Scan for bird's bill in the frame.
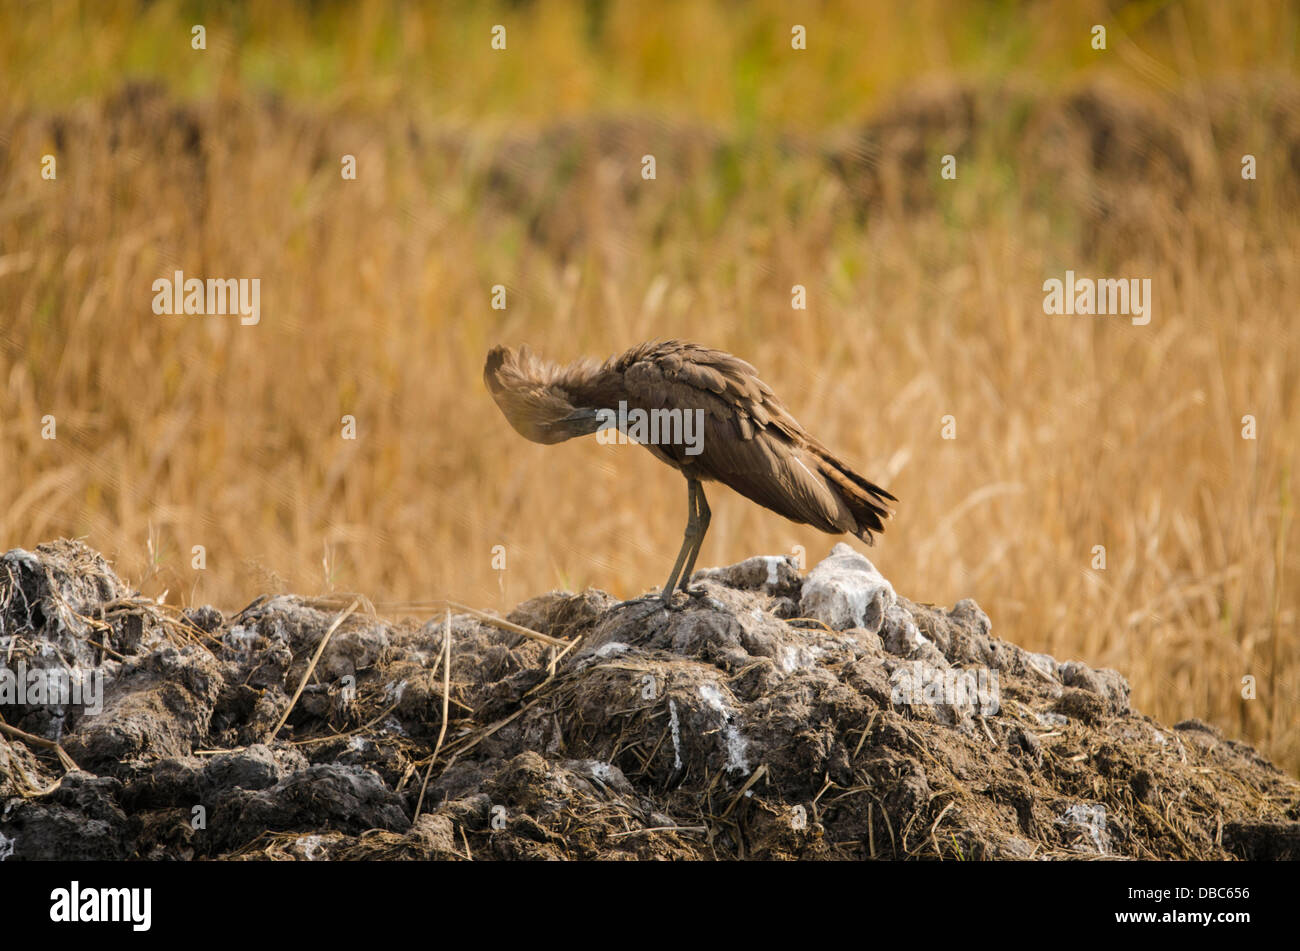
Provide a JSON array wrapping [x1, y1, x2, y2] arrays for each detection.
[[559, 407, 606, 437]]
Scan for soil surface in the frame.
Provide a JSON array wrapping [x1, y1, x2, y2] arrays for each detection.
[[1, 539, 1297, 860]]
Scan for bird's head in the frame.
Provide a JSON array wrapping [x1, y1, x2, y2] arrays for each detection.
[[484, 344, 604, 445]]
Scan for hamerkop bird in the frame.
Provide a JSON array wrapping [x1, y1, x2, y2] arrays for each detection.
[[484, 340, 896, 604]]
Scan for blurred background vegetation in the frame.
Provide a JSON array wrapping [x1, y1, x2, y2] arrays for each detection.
[[2, 0, 1295, 120], [1, 0, 1297, 772]]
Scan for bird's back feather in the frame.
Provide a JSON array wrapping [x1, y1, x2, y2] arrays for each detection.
[[567, 340, 896, 542]]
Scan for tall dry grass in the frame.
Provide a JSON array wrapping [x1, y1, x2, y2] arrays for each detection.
[[0, 1, 1297, 772]]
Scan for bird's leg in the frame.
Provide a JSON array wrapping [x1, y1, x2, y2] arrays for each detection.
[[678, 482, 710, 594], [659, 478, 701, 604]]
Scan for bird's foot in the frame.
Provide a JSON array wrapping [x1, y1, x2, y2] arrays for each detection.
[[615, 593, 671, 621], [659, 586, 713, 609], [658, 589, 693, 610], [616, 586, 705, 619]]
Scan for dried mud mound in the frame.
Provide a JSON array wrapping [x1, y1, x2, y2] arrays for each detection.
[[2, 540, 1297, 861]]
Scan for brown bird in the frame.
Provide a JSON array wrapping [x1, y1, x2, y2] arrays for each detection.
[[484, 340, 896, 604]]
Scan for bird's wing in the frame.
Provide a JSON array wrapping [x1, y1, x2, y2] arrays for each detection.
[[623, 342, 804, 436], [619, 343, 860, 534]]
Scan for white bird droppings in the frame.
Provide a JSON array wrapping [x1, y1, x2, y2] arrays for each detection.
[[668, 699, 683, 770], [698, 683, 750, 774]]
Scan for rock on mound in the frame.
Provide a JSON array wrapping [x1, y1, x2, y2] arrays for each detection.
[[1, 540, 1297, 860]]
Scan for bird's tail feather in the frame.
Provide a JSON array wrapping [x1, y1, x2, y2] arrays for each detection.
[[808, 447, 895, 544]]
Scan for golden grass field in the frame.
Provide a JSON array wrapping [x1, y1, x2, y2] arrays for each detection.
[[1, 1, 1297, 773]]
